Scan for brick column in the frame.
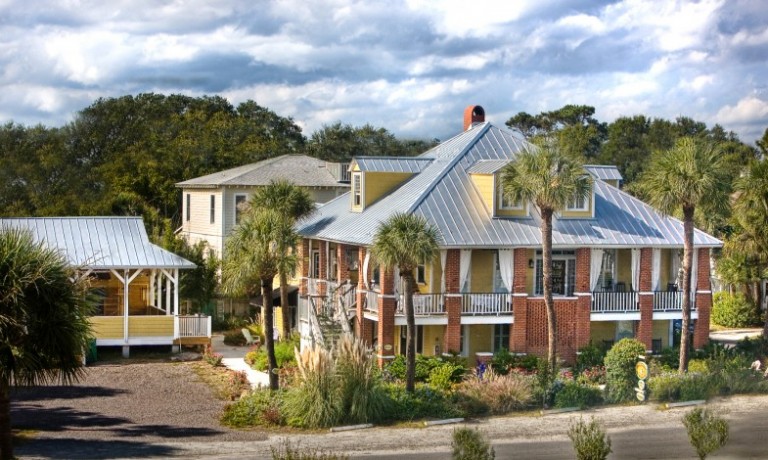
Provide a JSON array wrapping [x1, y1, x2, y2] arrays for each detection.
[[575, 248, 592, 351], [694, 248, 711, 349], [444, 249, 462, 354], [510, 248, 529, 353], [637, 248, 654, 352], [355, 247, 371, 343], [377, 266, 396, 367], [337, 244, 350, 284], [298, 239, 309, 296], [318, 241, 328, 296]]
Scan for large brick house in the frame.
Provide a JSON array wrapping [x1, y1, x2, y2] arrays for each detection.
[[295, 106, 721, 365]]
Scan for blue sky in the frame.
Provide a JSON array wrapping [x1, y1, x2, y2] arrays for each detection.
[[1, 0, 766, 144]]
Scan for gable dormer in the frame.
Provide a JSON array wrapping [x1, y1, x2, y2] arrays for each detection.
[[349, 157, 432, 212], [468, 160, 528, 218]]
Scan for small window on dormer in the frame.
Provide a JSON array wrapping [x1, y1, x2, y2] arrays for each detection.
[[567, 192, 588, 211], [352, 172, 362, 207], [497, 183, 523, 210], [416, 257, 426, 284]]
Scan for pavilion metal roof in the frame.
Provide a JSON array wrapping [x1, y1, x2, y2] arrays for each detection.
[[586, 165, 624, 181], [298, 122, 722, 249], [0, 217, 196, 269], [352, 156, 433, 173]]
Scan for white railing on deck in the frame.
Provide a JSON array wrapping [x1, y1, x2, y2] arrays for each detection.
[[396, 293, 445, 315], [653, 291, 696, 311], [363, 290, 379, 312], [174, 315, 211, 338], [461, 293, 512, 315], [307, 278, 320, 296], [591, 291, 639, 313]]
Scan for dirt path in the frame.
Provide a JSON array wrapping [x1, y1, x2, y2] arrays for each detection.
[[12, 361, 768, 459]]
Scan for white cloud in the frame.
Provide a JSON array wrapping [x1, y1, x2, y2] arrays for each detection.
[[716, 96, 768, 124]]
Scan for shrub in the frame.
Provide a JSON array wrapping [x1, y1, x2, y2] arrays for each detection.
[[648, 372, 714, 402], [203, 345, 223, 367], [221, 389, 284, 427], [456, 368, 533, 415], [712, 292, 760, 328], [251, 334, 300, 371], [335, 335, 387, 424], [688, 359, 709, 374], [604, 338, 647, 403], [575, 342, 606, 374], [533, 358, 558, 408], [283, 345, 339, 428], [682, 408, 729, 460], [381, 384, 462, 421], [554, 381, 603, 409], [568, 417, 612, 460], [452, 428, 495, 460], [270, 440, 349, 460], [385, 354, 466, 384], [577, 366, 606, 386], [428, 363, 463, 391], [223, 329, 247, 346], [490, 348, 514, 375], [734, 336, 768, 361]]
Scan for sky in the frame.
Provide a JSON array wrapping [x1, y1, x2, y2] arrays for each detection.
[[1, 0, 767, 145]]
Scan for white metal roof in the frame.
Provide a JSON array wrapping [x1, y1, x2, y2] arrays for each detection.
[[586, 165, 623, 181], [352, 156, 433, 173], [0, 217, 196, 269], [298, 122, 722, 249]]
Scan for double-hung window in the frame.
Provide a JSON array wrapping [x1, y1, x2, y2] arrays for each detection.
[[209, 195, 216, 224], [234, 194, 247, 225], [493, 324, 511, 352], [185, 194, 190, 222], [567, 192, 588, 211], [416, 257, 427, 284], [497, 182, 523, 210], [352, 172, 362, 207]]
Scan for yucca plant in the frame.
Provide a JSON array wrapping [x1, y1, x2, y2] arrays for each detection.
[[283, 345, 339, 428], [335, 335, 386, 424]]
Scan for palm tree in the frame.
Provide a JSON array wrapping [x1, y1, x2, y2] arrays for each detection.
[[249, 179, 315, 339], [221, 208, 298, 390], [371, 213, 440, 393], [0, 229, 93, 460], [638, 137, 729, 372], [501, 138, 591, 371], [730, 158, 768, 337]]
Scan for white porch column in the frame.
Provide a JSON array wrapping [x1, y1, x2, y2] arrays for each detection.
[[173, 269, 179, 316]]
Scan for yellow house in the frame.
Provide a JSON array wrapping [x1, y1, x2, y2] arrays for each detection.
[[0, 217, 208, 357]]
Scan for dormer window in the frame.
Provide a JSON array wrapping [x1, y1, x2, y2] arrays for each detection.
[[352, 172, 362, 207], [567, 192, 588, 211], [497, 183, 523, 210]]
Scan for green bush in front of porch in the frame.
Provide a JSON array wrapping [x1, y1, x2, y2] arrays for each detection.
[[711, 292, 761, 328]]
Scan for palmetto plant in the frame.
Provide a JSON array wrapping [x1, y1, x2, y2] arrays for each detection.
[[222, 208, 298, 389], [0, 228, 93, 460], [372, 213, 440, 393], [501, 138, 590, 370], [638, 137, 730, 372]]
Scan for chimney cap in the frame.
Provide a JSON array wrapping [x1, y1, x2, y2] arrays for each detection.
[[463, 105, 485, 131]]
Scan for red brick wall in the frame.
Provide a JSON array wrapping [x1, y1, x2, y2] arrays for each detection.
[[355, 246, 366, 340], [575, 248, 592, 351], [298, 239, 309, 295], [637, 248, 654, 351], [337, 244, 349, 283], [510, 248, 528, 352], [318, 241, 327, 296], [525, 298, 581, 363], [444, 249, 462, 353], [694, 247, 712, 349], [377, 266, 396, 367]]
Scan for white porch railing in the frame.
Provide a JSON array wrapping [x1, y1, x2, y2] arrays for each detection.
[[653, 291, 696, 311], [396, 293, 445, 315], [363, 290, 379, 312], [174, 315, 211, 338], [461, 293, 512, 315], [591, 291, 639, 313], [307, 278, 321, 296]]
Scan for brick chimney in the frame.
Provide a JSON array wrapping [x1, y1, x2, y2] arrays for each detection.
[[463, 105, 485, 131]]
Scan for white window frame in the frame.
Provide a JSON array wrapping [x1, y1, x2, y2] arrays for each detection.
[[534, 250, 577, 297], [566, 192, 589, 211], [496, 180, 524, 210], [352, 172, 363, 207], [234, 194, 248, 225], [416, 257, 427, 284], [311, 250, 320, 279]]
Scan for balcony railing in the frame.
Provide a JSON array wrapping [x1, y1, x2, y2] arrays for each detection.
[[591, 291, 639, 313], [396, 293, 445, 315], [174, 315, 211, 338], [462, 293, 512, 316], [363, 290, 378, 312], [653, 291, 696, 311]]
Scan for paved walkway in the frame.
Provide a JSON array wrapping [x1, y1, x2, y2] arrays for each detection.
[[709, 327, 763, 345], [210, 334, 270, 388]]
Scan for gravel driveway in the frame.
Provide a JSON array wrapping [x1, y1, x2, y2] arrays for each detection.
[[12, 361, 270, 459]]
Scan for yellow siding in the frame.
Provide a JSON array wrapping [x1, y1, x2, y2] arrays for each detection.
[[274, 306, 284, 335], [128, 316, 174, 337], [653, 320, 670, 348], [525, 249, 536, 294], [470, 173, 494, 213], [423, 325, 444, 356], [604, 179, 620, 188], [590, 322, 615, 344], [90, 317, 124, 339], [364, 172, 413, 206], [616, 249, 631, 288], [416, 256, 438, 294], [660, 249, 670, 287], [470, 250, 495, 292], [467, 324, 494, 356]]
